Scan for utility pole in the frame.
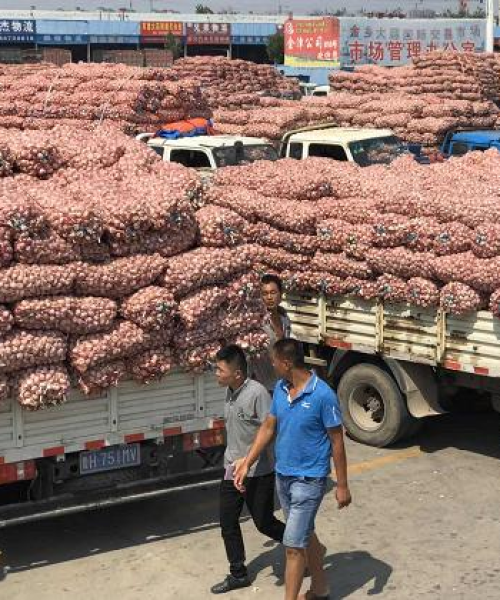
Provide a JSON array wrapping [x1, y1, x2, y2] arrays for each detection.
[[486, 0, 495, 53]]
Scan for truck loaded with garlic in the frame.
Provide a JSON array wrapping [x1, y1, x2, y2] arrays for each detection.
[[199, 153, 500, 449], [0, 125, 270, 524], [3, 52, 500, 522]]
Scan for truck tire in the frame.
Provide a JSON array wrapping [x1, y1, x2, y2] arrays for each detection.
[[337, 364, 412, 447]]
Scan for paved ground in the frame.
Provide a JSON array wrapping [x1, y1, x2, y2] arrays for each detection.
[[1, 409, 500, 600]]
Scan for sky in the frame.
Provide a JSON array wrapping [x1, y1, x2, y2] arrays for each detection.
[[0, 1, 491, 15]]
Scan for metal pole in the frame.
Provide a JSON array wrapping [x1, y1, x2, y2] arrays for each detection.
[[486, 0, 495, 53]]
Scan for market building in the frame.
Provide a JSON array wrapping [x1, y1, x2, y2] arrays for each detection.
[[0, 10, 491, 84]]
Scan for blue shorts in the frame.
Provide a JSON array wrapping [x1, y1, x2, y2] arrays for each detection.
[[276, 474, 327, 549]]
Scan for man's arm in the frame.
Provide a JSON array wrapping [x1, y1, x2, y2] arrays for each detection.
[[328, 426, 352, 509], [233, 414, 276, 491]]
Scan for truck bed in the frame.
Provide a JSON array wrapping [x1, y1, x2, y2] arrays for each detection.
[[283, 292, 500, 378], [0, 370, 224, 465]]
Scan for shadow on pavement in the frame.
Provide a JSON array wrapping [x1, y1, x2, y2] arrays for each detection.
[[394, 410, 500, 461], [324, 551, 392, 598], [247, 540, 284, 587], [0, 481, 224, 575], [246, 547, 393, 599]]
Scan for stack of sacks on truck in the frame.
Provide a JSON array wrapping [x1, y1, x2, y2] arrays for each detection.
[[0, 62, 210, 135], [304, 92, 497, 153], [320, 51, 500, 152], [330, 51, 500, 102], [170, 56, 300, 107], [199, 157, 362, 294], [213, 51, 500, 147], [200, 151, 500, 320], [214, 96, 337, 141], [0, 125, 268, 411], [170, 57, 333, 141]]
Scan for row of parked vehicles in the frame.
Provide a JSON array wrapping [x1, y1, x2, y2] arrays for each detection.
[[138, 123, 500, 172]]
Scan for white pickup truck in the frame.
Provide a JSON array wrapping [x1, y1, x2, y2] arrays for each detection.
[[299, 83, 330, 97], [137, 133, 279, 170], [284, 291, 500, 447], [0, 370, 225, 527], [280, 125, 427, 166]]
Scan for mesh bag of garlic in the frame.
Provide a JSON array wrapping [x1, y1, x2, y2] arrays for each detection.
[[173, 269, 269, 372]]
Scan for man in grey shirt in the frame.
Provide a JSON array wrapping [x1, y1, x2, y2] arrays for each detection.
[[211, 345, 285, 595], [252, 274, 292, 393]]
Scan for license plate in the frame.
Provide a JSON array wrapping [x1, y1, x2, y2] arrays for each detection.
[[79, 444, 141, 476]]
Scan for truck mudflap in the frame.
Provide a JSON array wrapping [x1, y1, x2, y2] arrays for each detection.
[[0, 466, 223, 529]]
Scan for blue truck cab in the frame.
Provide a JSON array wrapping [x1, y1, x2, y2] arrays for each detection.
[[441, 130, 500, 157]]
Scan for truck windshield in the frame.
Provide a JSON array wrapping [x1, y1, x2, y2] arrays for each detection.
[[349, 136, 407, 167], [212, 144, 278, 167]]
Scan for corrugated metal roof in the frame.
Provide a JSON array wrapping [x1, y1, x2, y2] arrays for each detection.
[[0, 10, 288, 24]]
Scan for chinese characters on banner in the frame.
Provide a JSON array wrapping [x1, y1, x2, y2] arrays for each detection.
[[140, 21, 182, 44], [140, 21, 183, 37], [341, 18, 485, 66], [0, 19, 35, 43], [185, 23, 231, 45], [284, 18, 340, 67]]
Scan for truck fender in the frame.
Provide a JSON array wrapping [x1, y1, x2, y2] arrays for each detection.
[[327, 348, 349, 381], [384, 359, 445, 418]]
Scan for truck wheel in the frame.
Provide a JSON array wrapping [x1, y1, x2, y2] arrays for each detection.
[[337, 364, 412, 447]]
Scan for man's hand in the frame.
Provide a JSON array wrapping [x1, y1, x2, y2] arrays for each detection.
[[231, 458, 245, 474], [336, 485, 352, 509], [233, 459, 249, 493]]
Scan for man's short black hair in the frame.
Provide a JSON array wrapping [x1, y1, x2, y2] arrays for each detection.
[[273, 338, 305, 368], [261, 273, 283, 293], [215, 344, 248, 377]]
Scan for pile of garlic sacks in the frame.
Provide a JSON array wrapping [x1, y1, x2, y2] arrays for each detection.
[[214, 52, 500, 149], [330, 51, 500, 102], [0, 62, 210, 134], [171, 56, 300, 107], [322, 51, 500, 152], [201, 151, 500, 321], [0, 125, 269, 411]]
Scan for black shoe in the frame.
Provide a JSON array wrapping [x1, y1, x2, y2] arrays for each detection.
[[211, 574, 251, 594]]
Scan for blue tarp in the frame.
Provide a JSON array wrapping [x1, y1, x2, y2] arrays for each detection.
[[156, 119, 214, 140]]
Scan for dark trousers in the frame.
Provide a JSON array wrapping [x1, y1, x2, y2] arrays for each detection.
[[220, 472, 286, 578]]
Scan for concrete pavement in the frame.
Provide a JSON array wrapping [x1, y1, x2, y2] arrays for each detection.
[[1, 410, 500, 600]]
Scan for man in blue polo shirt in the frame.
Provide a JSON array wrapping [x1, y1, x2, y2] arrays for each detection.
[[234, 338, 351, 600]]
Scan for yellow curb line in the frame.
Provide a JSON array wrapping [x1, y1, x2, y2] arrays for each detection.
[[348, 447, 423, 476]]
